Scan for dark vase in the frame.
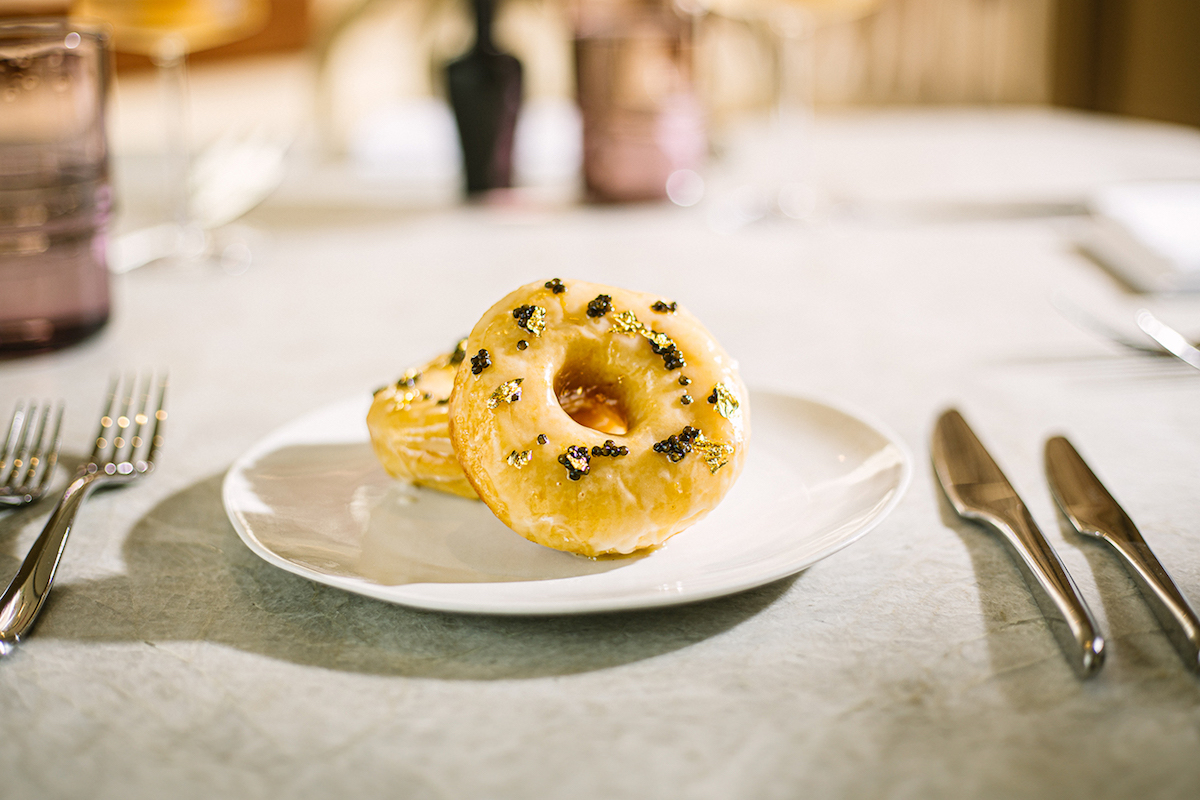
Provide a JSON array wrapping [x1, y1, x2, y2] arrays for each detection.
[[446, 0, 523, 195]]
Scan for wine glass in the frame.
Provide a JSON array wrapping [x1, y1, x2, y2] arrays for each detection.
[[71, 0, 269, 269], [697, 0, 882, 226]]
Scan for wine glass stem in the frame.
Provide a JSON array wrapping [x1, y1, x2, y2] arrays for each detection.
[[151, 46, 191, 231], [777, 24, 814, 119]]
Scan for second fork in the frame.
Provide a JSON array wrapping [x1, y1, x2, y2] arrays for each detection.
[[0, 374, 166, 654]]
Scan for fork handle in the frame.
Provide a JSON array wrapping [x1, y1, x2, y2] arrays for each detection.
[[0, 472, 99, 652]]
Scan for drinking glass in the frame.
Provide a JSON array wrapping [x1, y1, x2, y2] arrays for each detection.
[[700, 0, 881, 227], [0, 18, 112, 355], [574, 0, 706, 203]]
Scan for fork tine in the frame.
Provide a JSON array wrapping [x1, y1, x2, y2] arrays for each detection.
[[3, 401, 35, 492], [142, 373, 167, 467], [129, 374, 152, 460], [0, 401, 26, 482], [26, 403, 64, 496], [90, 375, 120, 464], [13, 402, 51, 492], [110, 373, 138, 465]]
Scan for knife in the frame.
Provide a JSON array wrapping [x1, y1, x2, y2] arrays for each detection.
[[932, 409, 1105, 678], [1045, 436, 1200, 672], [1136, 310, 1200, 371]]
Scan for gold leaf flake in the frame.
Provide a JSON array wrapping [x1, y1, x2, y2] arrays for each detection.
[[614, 310, 680, 349], [506, 449, 532, 469], [692, 434, 734, 474], [562, 447, 589, 472], [709, 382, 741, 425], [387, 389, 419, 409], [644, 328, 675, 350], [487, 378, 524, 410], [514, 305, 547, 337], [610, 309, 643, 336]]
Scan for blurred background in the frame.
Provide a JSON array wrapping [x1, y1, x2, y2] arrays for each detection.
[[8, 0, 1200, 231], [95, 0, 1200, 121]]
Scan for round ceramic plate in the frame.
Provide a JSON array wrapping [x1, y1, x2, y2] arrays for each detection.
[[222, 390, 911, 615]]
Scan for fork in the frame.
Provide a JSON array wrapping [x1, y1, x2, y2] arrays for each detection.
[[0, 374, 166, 654], [0, 401, 64, 509]]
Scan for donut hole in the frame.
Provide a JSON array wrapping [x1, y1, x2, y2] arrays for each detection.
[[554, 355, 632, 435], [557, 384, 628, 435]]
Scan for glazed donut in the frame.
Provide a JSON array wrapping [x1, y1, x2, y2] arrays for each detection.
[[449, 279, 749, 556], [367, 343, 479, 499]]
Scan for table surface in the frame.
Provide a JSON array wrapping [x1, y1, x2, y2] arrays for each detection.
[[4, 91, 1200, 798]]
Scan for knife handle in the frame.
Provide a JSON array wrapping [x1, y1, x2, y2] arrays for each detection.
[[990, 504, 1106, 678], [1043, 435, 1200, 672], [1105, 523, 1200, 672]]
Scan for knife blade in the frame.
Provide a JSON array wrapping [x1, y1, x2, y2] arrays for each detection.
[[1136, 310, 1200, 371], [1045, 436, 1200, 672], [932, 409, 1105, 678]]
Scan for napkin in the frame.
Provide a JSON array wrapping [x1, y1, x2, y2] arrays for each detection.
[[1081, 181, 1200, 293]]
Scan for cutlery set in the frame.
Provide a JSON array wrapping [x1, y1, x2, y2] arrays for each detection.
[[933, 409, 1200, 677], [0, 375, 166, 656]]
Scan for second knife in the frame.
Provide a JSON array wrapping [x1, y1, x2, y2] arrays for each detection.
[[932, 409, 1105, 678], [1045, 435, 1200, 672]]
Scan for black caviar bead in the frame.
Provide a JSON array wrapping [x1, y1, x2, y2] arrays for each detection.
[[590, 439, 628, 458], [517, 339, 528, 351], [654, 425, 704, 463], [537, 434, 547, 445], [586, 295, 612, 318], [470, 349, 491, 375], [650, 300, 677, 313], [708, 390, 718, 404], [681, 395, 693, 405], [679, 376, 691, 386], [544, 278, 566, 294], [648, 338, 685, 370]]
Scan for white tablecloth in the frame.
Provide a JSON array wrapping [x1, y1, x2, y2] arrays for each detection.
[[3, 102, 1200, 799]]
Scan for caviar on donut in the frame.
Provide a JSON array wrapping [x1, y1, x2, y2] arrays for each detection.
[[367, 343, 479, 499], [448, 279, 749, 556]]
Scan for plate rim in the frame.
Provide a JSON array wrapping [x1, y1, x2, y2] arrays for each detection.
[[221, 389, 912, 615]]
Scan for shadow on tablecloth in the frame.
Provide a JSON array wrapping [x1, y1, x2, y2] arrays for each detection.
[[16, 472, 792, 679], [931, 459, 1200, 705]]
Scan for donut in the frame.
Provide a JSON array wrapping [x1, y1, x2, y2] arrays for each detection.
[[367, 342, 479, 499], [448, 279, 749, 556]]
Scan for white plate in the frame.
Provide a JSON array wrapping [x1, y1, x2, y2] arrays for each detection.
[[222, 391, 911, 615]]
